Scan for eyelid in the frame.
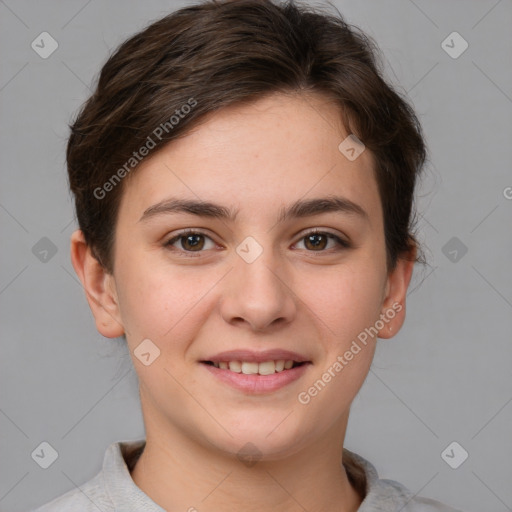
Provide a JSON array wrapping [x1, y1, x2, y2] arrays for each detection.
[[167, 227, 214, 239]]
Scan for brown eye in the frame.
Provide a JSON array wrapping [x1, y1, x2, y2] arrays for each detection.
[[165, 230, 216, 254], [304, 233, 328, 250], [180, 233, 205, 251], [296, 231, 350, 252]]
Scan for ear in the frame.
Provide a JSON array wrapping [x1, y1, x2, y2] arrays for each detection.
[[377, 245, 416, 339], [70, 229, 124, 338]]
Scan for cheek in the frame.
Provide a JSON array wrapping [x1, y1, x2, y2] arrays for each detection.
[[296, 263, 385, 343], [296, 268, 380, 420], [115, 256, 220, 342], [296, 259, 384, 415]]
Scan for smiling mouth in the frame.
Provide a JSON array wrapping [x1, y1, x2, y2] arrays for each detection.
[[201, 360, 308, 375]]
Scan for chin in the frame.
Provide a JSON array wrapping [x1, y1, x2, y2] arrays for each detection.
[[207, 421, 310, 462]]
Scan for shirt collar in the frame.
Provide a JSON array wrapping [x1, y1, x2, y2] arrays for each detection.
[[103, 439, 165, 511]]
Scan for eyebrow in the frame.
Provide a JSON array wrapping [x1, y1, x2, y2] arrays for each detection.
[[139, 195, 368, 223]]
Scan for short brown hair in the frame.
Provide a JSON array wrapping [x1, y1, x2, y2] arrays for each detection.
[[67, 0, 426, 273]]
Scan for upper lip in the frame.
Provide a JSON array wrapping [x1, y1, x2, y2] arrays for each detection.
[[202, 349, 311, 364]]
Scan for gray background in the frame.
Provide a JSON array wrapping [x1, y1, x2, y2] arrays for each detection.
[[1, 1, 511, 511]]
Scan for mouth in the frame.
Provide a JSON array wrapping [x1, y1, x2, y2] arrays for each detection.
[[199, 349, 312, 393], [201, 359, 307, 375]]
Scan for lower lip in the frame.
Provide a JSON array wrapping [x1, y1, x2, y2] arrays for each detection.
[[201, 363, 310, 393]]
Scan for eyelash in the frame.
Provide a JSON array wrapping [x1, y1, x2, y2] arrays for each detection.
[[164, 228, 350, 258]]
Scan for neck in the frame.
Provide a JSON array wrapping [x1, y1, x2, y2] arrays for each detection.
[[130, 413, 363, 512]]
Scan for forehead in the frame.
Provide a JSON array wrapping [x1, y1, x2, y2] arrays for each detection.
[[119, 92, 381, 224]]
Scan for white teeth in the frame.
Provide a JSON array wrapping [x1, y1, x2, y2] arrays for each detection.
[[228, 361, 242, 373], [275, 360, 285, 372], [211, 359, 298, 375], [258, 361, 276, 375], [241, 362, 259, 375]]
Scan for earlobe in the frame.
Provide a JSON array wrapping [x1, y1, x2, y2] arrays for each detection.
[[377, 250, 416, 339], [70, 230, 125, 338]]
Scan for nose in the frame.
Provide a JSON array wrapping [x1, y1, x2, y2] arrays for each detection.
[[220, 243, 297, 333]]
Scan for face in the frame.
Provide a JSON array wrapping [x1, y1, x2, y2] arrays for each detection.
[[73, 92, 413, 460]]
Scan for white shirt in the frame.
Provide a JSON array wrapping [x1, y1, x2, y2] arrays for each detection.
[[30, 439, 463, 511]]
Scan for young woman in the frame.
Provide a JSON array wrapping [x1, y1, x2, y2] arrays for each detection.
[[32, 1, 463, 510]]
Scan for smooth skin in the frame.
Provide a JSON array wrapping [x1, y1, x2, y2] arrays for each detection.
[[71, 91, 415, 512]]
